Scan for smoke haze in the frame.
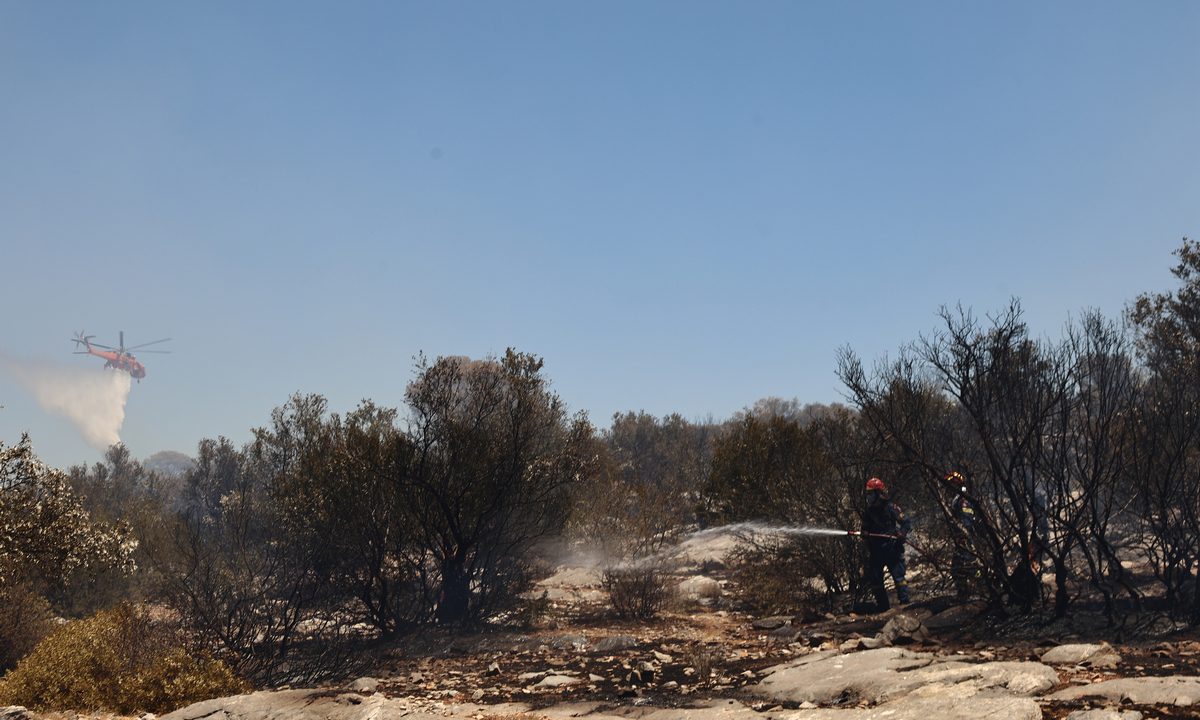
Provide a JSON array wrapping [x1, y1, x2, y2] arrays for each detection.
[[3, 357, 132, 450]]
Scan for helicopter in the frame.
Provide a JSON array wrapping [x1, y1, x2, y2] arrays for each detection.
[[72, 330, 170, 381]]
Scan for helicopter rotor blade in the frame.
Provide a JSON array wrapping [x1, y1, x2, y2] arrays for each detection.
[[87, 342, 118, 350], [136, 350, 171, 354], [126, 338, 171, 350]]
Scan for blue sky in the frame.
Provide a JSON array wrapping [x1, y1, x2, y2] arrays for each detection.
[[1, 1, 1196, 469]]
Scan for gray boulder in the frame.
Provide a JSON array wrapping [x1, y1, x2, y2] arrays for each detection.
[[1049, 676, 1200, 706], [539, 695, 1037, 720], [678, 575, 722, 601], [787, 691, 1040, 720], [922, 602, 987, 631], [1040, 642, 1121, 669], [1065, 711, 1143, 720], [877, 614, 932, 645], [0, 708, 30, 720], [161, 689, 443, 720], [347, 676, 379, 693], [547, 634, 589, 651], [533, 674, 582, 688], [752, 647, 1058, 705], [593, 634, 639, 653]]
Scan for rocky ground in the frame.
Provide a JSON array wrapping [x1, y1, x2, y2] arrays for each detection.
[[7, 532, 1200, 720]]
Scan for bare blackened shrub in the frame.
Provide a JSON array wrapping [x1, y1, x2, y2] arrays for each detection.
[[159, 436, 348, 685], [729, 536, 857, 617], [602, 562, 675, 619], [252, 396, 430, 637], [681, 644, 719, 683]]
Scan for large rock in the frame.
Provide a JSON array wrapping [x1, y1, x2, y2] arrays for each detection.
[[538, 699, 764, 720], [922, 601, 987, 631], [678, 575, 723, 601], [1049, 676, 1200, 706], [547, 634, 589, 651], [876, 613, 932, 645], [167, 691, 1039, 720], [532, 674, 582, 688], [1064, 711, 1143, 720], [536, 694, 1038, 720], [1040, 642, 1121, 669], [751, 647, 1058, 705], [786, 686, 1041, 720], [535, 565, 607, 602], [347, 676, 379, 693], [160, 689, 447, 720], [0, 708, 30, 720]]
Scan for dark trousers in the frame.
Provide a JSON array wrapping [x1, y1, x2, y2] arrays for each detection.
[[951, 546, 981, 599], [867, 543, 908, 611]]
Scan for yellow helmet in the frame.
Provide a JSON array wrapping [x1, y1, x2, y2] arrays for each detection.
[[945, 470, 967, 491]]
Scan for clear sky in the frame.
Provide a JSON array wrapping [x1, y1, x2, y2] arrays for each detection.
[[1, 1, 1197, 470]]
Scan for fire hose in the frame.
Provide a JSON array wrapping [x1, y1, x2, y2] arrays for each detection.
[[846, 530, 939, 565]]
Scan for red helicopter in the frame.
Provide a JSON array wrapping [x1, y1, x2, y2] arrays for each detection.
[[72, 330, 170, 381]]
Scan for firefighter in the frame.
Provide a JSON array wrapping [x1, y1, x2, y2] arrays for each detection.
[[944, 470, 983, 599], [862, 477, 912, 611]]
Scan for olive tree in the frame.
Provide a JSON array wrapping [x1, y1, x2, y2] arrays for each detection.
[[0, 435, 132, 595], [571, 411, 714, 557], [403, 350, 596, 626], [1129, 238, 1200, 621]]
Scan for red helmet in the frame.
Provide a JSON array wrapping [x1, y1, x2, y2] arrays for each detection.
[[865, 477, 886, 491]]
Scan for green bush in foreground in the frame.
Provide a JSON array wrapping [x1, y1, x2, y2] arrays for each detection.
[[0, 583, 54, 672], [0, 604, 248, 714]]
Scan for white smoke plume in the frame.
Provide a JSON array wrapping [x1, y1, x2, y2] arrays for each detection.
[[3, 358, 132, 450]]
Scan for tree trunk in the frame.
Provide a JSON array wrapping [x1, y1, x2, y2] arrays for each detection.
[[437, 555, 471, 626]]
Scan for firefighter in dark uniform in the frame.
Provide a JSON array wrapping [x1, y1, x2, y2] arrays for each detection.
[[945, 470, 983, 599], [862, 477, 912, 611]]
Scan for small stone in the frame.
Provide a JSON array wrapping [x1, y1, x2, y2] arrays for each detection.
[[534, 674, 581, 688]]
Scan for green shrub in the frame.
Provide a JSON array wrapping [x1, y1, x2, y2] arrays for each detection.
[[0, 604, 247, 714], [0, 583, 54, 671]]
